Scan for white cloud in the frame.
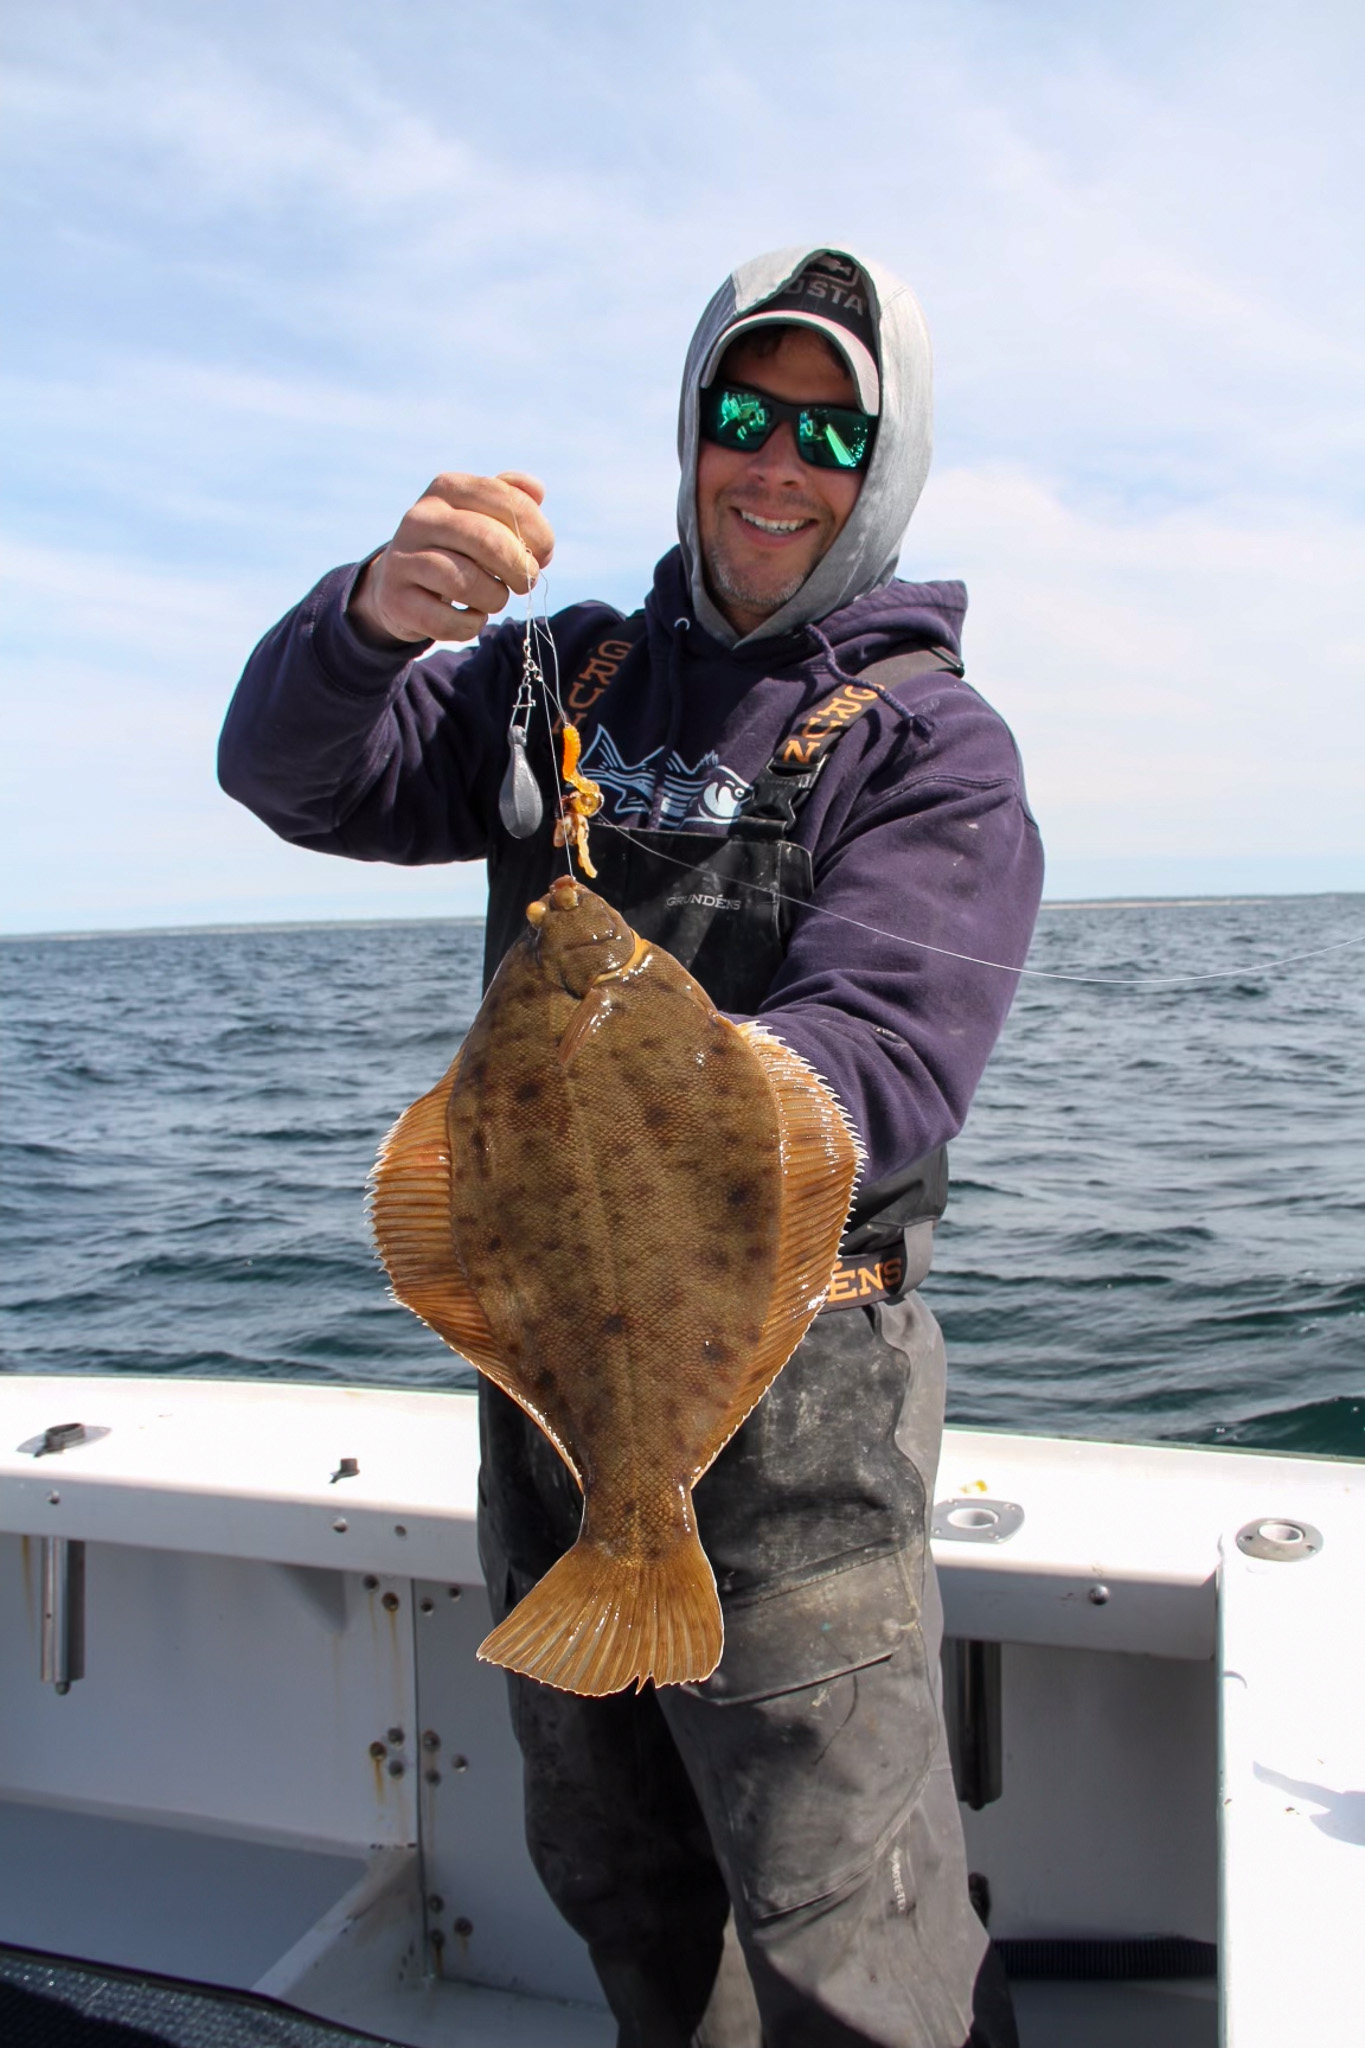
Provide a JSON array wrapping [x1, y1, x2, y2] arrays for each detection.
[[908, 466, 1365, 864], [1, 0, 1362, 925]]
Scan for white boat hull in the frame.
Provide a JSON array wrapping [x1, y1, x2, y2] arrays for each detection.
[[2, 1376, 1359, 2044]]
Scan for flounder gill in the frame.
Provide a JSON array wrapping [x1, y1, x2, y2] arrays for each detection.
[[371, 876, 861, 1696]]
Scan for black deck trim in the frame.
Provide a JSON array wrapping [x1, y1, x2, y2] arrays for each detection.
[[1, 1931, 1220, 2044], [996, 1935, 1218, 1981], [0, 1945, 405, 2048]]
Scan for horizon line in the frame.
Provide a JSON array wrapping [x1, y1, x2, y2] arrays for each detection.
[[3, 889, 1362, 943]]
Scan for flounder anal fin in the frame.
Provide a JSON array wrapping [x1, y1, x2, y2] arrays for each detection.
[[370, 1054, 582, 1484], [689, 1022, 863, 1484]]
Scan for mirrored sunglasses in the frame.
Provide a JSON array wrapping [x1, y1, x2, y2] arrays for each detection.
[[700, 384, 877, 472]]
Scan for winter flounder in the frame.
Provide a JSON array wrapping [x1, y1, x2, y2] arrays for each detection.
[[370, 876, 861, 1696]]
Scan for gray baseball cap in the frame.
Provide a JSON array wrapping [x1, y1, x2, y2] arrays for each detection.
[[697, 249, 881, 413]]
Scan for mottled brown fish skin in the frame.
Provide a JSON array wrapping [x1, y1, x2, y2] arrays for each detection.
[[447, 888, 782, 1541], [370, 875, 860, 1695]]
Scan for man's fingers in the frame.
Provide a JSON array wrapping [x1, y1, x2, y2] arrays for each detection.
[[396, 506, 545, 597], [349, 547, 492, 646], [348, 470, 556, 645], [387, 585, 489, 645], [422, 472, 555, 569], [405, 547, 517, 620], [425, 599, 489, 644]]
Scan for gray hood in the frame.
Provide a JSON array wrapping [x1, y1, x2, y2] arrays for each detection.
[[676, 244, 934, 647]]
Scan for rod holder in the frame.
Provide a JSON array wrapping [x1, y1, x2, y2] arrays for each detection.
[[943, 1637, 1002, 1810], [41, 1537, 86, 1693]]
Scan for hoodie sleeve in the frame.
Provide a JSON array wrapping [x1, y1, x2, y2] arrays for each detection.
[[750, 683, 1044, 1187], [218, 562, 523, 864]]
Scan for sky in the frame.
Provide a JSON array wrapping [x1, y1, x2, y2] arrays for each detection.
[[2, 0, 1362, 930]]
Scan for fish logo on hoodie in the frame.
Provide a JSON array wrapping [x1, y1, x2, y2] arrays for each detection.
[[579, 728, 752, 829]]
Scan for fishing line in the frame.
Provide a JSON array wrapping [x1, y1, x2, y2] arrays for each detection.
[[591, 816, 1365, 989], [531, 593, 582, 880], [499, 575, 1363, 991], [506, 506, 576, 878]]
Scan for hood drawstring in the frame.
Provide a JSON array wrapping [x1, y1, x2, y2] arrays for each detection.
[[647, 617, 690, 830], [805, 620, 927, 735]]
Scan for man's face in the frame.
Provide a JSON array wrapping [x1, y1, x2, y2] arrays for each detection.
[[696, 326, 865, 638]]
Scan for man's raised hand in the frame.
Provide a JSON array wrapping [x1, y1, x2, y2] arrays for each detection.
[[348, 471, 555, 648]]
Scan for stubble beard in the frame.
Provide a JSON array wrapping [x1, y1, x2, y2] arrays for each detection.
[[704, 534, 813, 620]]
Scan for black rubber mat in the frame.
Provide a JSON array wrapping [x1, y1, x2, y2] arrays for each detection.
[[996, 1935, 1217, 1980], [0, 1948, 404, 2048], [3, 1932, 1219, 2041]]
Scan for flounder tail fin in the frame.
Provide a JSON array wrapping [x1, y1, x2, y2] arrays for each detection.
[[477, 1526, 722, 1697]]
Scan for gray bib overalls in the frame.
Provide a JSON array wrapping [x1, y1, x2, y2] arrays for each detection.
[[475, 627, 1017, 2048]]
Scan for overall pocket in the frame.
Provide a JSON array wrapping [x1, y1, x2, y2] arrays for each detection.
[[664, 1548, 939, 1923]]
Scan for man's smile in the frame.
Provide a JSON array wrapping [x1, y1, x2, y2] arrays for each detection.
[[734, 508, 814, 537]]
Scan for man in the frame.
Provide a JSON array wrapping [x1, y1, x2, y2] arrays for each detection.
[[220, 245, 1042, 2047]]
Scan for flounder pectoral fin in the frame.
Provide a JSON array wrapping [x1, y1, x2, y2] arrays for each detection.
[[557, 934, 660, 1068], [689, 1023, 864, 1485], [557, 985, 616, 1068], [370, 1058, 581, 1483]]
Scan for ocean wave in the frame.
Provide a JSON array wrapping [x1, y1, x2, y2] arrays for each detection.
[[1176, 1397, 1365, 1460], [4, 900, 1362, 1453]]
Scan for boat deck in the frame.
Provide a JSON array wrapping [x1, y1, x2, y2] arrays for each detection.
[[1, 1943, 1217, 2047], [2, 1376, 1360, 2046]]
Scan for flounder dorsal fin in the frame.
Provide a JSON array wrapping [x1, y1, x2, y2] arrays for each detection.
[[370, 1054, 582, 1483], [689, 1023, 863, 1486]]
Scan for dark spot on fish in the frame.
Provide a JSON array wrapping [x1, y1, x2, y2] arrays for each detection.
[[702, 1246, 732, 1273], [601, 1313, 627, 1336], [486, 1233, 503, 1252], [701, 1338, 732, 1364], [515, 1079, 543, 1104], [726, 1180, 756, 1209], [643, 1102, 674, 1135]]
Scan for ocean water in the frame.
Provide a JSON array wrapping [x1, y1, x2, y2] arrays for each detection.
[[2, 896, 1361, 1457]]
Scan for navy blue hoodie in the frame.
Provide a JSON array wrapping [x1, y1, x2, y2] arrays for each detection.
[[219, 539, 1042, 1189], [221, 243, 1043, 1186]]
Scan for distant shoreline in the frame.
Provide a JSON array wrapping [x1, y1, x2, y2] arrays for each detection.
[[1, 916, 489, 942], [2, 892, 1361, 942]]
